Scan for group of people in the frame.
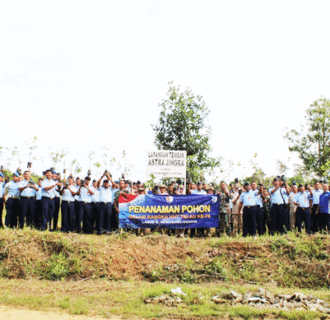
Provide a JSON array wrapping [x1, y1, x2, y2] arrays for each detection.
[[217, 177, 330, 237], [0, 169, 130, 235], [0, 168, 329, 237]]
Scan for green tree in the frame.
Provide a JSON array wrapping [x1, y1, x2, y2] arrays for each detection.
[[153, 82, 220, 182], [285, 97, 330, 177]]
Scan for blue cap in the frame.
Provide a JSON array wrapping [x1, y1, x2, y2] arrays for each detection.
[[0, 173, 4, 178], [52, 171, 57, 174], [13, 172, 20, 177]]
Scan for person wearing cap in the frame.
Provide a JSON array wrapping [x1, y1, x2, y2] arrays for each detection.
[[18, 170, 38, 228], [217, 181, 231, 237], [41, 169, 61, 231], [317, 182, 330, 233], [76, 176, 94, 234], [251, 182, 264, 236], [52, 172, 61, 231], [310, 181, 322, 234], [268, 177, 290, 235], [158, 184, 168, 195], [96, 172, 114, 235], [238, 182, 257, 237], [294, 184, 312, 234], [288, 183, 298, 231], [60, 176, 77, 232], [0, 173, 6, 228], [4, 172, 21, 228]]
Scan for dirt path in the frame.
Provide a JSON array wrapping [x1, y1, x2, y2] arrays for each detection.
[[0, 305, 120, 320]]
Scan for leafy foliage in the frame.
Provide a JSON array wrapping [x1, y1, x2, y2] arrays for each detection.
[[285, 97, 330, 177], [153, 82, 220, 182]]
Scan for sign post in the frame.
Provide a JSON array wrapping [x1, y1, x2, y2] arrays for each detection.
[[146, 150, 187, 182]]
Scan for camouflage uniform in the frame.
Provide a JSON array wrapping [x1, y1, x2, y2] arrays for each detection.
[[231, 191, 243, 235], [217, 190, 231, 235], [262, 195, 271, 234], [288, 192, 298, 231]]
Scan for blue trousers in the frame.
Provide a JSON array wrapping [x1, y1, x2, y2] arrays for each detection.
[[19, 197, 36, 228], [256, 206, 264, 235], [243, 206, 256, 237], [61, 201, 75, 232], [296, 207, 311, 234], [270, 204, 286, 235], [52, 197, 60, 231], [41, 197, 55, 231], [77, 202, 93, 234], [97, 202, 112, 234], [5, 198, 19, 228]]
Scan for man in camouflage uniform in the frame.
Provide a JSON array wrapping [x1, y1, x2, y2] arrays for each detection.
[[261, 188, 271, 234], [230, 184, 243, 236], [216, 181, 231, 236]]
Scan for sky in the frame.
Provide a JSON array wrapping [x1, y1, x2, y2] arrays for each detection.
[[1, 0, 330, 182]]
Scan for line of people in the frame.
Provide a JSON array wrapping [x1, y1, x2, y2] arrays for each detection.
[[0, 169, 131, 235], [218, 177, 330, 237]]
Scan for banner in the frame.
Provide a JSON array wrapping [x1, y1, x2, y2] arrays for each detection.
[[119, 194, 220, 229], [146, 150, 187, 178]]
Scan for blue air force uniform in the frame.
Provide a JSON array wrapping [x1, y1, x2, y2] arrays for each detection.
[[252, 189, 264, 235], [5, 178, 20, 228], [77, 181, 94, 234], [311, 189, 322, 233], [61, 185, 77, 232], [294, 191, 311, 234], [18, 179, 37, 228], [41, 178, 57, 231], [240, 189, 257, 236], [318, 191, 330, 232], [97, 185, 113, 235], [268, 186, 288, 235]]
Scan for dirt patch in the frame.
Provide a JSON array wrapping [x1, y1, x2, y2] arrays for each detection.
[[0, 305, 115, 319]]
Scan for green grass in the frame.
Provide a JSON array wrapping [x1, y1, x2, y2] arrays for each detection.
[[0, 279, 328, 319]]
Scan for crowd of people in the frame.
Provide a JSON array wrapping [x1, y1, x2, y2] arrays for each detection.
[[0, 168, 329, 237]]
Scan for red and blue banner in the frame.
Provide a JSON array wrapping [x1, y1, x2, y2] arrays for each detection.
[[119, 194, 220, 229]]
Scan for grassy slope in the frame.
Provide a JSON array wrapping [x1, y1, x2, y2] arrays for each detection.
[[0, 230, 329, 319]]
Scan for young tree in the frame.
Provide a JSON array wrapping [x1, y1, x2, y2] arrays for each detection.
[[153, 82, 220, 182], [285, 97, 330, 177]]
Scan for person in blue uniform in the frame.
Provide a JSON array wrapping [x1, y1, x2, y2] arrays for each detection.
[[4, 172, 20, 228], [96, 172, 114, 235], [310, 181, 322, 233], [41, 169, 60, 231], [251, 182, 264, 235], [60, 176, 77, 232], [294, 184, 312, 235], [18, 170, 38, 228], [238, 182, 257, 237], [76, 176, 94, 234], [268, 178, 290, 235], [316, 182, 330, 233], [0, 173, 5, 228]]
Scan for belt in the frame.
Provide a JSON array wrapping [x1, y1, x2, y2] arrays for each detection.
[[101, 202, 110, 204], [273, 203, 284, 206], [8, 196, 19, 199], [62, 200, 73, 203], [43, 196, 54, 200], [21, 196, 34, 199], [246, 206, 256, 209], [300, 207, 309, 209]]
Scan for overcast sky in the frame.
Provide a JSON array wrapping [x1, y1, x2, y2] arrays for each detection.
[[1, 0, 330, 182]]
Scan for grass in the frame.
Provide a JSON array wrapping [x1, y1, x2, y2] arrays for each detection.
[[0, 279, 328, 319], [0, 230, 329, 318]]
